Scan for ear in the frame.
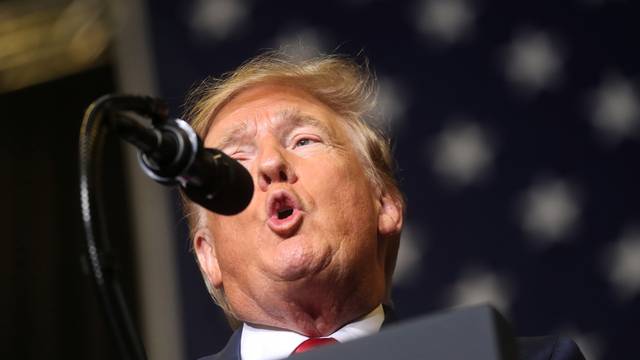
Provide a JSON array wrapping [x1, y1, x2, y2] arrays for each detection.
[[377, 191, 403, 237], [194, 228, 223, 288]]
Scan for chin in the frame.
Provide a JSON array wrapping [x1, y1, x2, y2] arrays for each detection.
[[270, 239, 332, 282]]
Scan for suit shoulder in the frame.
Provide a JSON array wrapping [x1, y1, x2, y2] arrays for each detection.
[[518, 336, 585, 360], [197, 327, 243, 360]]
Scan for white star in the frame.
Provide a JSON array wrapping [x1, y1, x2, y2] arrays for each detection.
[[428, 118, 495, 187], [272, 25, 329, 61], [504, 30, 563, 94], [416, 0, 475, 45], [444, 267, 513, 315], [393, 223, 425, 287], [590, 74, 640, 144], [518, 178, 581, 245], [189, 0, 249, 40], [371, 76, 409, 131], [602, 227, 640, 302]]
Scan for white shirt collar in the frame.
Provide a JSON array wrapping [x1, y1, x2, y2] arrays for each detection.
[[240, 304, 385, 360]]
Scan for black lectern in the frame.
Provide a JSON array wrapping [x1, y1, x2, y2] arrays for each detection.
[[292, 305, 517, 360]]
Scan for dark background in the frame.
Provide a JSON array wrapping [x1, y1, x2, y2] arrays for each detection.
[[1, 67, 140, 359]]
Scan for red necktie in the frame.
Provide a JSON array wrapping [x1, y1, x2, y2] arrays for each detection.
[[292, 337, 339, 354]]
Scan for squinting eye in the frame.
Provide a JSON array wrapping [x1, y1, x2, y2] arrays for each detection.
[[229, 151, 250, 162]]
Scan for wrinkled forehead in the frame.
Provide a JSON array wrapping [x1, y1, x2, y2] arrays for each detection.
[[203, 84, 346, 147]]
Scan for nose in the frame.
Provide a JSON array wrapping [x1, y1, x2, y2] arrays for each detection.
[[256, 139, 297, 191]]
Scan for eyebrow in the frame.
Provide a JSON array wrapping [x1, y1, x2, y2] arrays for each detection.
[[213, 120, 251, 150], [276, 109, 331, 137], [212, 108, 332, 149]]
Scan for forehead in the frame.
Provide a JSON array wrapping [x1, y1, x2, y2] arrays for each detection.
[[204, 84, 346, 145]]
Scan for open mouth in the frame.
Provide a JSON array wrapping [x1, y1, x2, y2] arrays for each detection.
[[266, 190, 303, 236], [277, 207, 294, 219], [270, 192, 298, 220]]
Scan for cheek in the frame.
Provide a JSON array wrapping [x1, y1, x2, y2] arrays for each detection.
[[307, 159, 379, 240], [206, 210, 259, 272]]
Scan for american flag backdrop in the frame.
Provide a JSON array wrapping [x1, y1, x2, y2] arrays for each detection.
[[144, 1, 640, 359]]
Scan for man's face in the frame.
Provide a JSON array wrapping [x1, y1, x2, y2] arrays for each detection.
[[195, 84, 401, 325]]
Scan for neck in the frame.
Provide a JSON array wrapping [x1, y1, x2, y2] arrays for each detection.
[[226, 282, 384, 336]]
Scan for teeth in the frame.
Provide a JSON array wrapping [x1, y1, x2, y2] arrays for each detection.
[[277, 208, 294, 219]]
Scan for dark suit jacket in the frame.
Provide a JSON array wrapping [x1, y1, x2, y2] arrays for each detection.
[[198, 326, 585, 360]]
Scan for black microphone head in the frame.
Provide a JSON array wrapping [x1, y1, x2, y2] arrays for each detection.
[[182, 148, 254, 216]]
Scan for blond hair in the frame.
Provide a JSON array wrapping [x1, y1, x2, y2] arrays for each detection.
[[182, 51, 404, 325]]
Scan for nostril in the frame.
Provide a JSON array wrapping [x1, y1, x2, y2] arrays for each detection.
[[279, 170, 288, 182]]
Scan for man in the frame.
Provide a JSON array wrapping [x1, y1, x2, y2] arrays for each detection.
[[181, 52, 584, 360]]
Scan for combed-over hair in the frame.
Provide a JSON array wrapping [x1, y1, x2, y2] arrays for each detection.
[[181, 51, 404, 327]]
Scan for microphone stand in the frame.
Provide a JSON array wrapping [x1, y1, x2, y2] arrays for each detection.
[[78, 95, 167, 360], [79, 94, 253, 359]]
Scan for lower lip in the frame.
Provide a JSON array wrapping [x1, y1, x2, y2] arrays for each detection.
[[267, 209, 303, 236]]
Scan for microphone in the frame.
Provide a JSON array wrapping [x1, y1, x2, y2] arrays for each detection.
[[111, 109, 254, 216]]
